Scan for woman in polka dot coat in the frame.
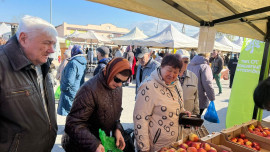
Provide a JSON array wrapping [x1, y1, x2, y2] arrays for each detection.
[[133, 54, 191, 152]]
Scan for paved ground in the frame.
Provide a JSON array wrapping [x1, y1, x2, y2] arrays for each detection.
[[52, 74, 270, 152]]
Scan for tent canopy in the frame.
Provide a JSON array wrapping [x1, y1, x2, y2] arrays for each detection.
[[112, 27, 148, 45], [134, 24, 198, 48], [216, 35, 242, 52], [87, 0, 270, 41], [234, 37, 243, 47], [66, 30, 111, 43], [0, 23, 11, 36]]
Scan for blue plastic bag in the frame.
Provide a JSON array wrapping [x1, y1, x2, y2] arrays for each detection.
[[204, 101, 220, 123]]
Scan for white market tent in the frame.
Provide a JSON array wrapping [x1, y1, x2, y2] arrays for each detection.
[[112, 27, 148, 45], [134, 24, 198, 48], [216, 35, 242, 53], [234, 37, 244, 47], [0, 23, 11, 37], [192, 33, 233, 52], [70, 30, 111, 43]]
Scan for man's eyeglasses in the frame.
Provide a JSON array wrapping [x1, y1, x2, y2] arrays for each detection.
[[114, 76, 127, 83]]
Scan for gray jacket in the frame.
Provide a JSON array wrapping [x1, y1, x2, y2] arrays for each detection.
[[135, 58, 160, 94], [187, 55, 215, 109], [182, 70, 199, 115], [0, 36, 57, 152]]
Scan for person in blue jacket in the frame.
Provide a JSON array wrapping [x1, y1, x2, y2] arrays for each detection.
[[58, 45, 87, 116]]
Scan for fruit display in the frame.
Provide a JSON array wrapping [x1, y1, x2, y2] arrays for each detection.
[[248, 124, 270, 139], [230, 133, 261, 151], [158, 133, 230, 152]]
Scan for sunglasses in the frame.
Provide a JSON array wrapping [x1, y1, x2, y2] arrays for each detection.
[[114, 76, 127, 83], [183, 60, 189, 64]]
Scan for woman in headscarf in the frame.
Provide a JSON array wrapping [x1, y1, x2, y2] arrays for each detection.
[[57, 45, 87, 116], [62, 57, 132, 152], [133, 54, 191, 152]]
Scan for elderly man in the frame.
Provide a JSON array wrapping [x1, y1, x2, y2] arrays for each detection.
[[0, 15, 57, 151], [135, 47, 160, 94]]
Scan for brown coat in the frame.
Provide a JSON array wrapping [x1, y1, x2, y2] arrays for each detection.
[[62, 72, 123, 152]]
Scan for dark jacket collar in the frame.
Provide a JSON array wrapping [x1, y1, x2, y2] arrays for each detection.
[[3, 35, 51, 76], [3, 36, 32, 71]]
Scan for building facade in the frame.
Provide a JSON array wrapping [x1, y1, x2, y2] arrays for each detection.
[[56, 22, 129, 39]]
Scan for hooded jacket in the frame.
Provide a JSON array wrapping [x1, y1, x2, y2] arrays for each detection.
[[0, 36, 57, 152], [187, 55, 215, 109], [57, 54, 87, 116], [93, 57, 111, 76], [133, 68, 185, 152]]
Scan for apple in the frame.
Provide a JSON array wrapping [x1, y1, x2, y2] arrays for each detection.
[[167, 148, 176, 152], [187, 147, 197, 152], [252, 142, 260, 147], [176, 148, 187, 152], [249, 124, 255, 129], [190, 142, 201, 149], [254, 145, 261, 151], [263, 127, 269, 130], [237, 138, 244, 143], [264, 130, 270, 135], [243, 138, 249, 143], [197, 148, 206, 152], [240, 133, 246, 139], [231, 137, 237, 143], [254, 128, 260, 132], [178, 143, 188, 150], [262, 131, 268, 137], [159, 147, 169, 152], [200, 143, 211, 151], [185, 140, 193, 147], [189, 133, 199, 142], [245, 141, 252, 146], [208, 147, 217, 152]]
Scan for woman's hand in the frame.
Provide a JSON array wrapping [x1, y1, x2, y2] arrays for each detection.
[[114, 129, 126, 150], [95, 144, 105, 152], [183, 110, 192, 117]]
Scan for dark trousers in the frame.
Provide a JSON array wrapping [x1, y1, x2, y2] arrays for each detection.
[[229, 73, 235, 88], [199, 109, 205, 117]]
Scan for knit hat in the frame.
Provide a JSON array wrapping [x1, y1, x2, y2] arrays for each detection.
[[103, 57, 132, 85], [97, 46, 110, 57], [176, 49, 190, 59], [71, 45, 83, 57]]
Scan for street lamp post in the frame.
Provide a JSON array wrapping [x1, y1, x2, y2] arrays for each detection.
[[50, 0, 52, 24]]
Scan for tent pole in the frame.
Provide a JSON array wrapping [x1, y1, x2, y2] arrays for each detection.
[[252, 19, 270, 119]]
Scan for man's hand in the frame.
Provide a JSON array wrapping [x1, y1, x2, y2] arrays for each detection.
[[95, 144, 105, 152], [114, 129, 126, 150]]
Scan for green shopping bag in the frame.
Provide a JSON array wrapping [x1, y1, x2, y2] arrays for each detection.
[[55, 86, 61, 100], [99, 129, 122, 152]]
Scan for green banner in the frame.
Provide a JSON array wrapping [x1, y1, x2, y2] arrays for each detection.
[[226, 38, 265, 128]]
